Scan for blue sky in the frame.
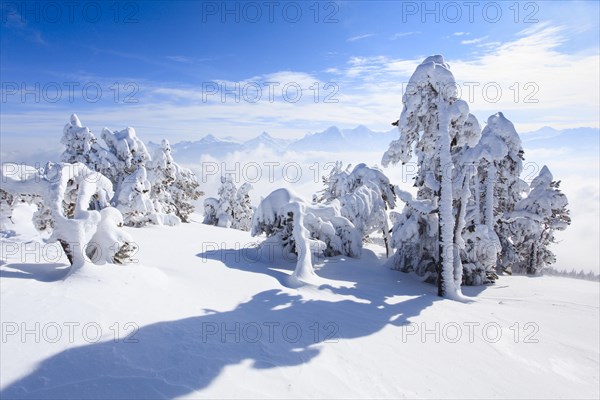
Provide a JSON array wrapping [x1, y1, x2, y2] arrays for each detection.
[[1, 0, 599, 142]]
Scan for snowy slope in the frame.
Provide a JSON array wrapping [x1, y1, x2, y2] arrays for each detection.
[[1, 209, 598, 399]]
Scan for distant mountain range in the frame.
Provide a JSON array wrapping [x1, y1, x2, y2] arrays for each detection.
[[520, 126, 599, 150], [148, 125, 398, 162], [147, 125, 599, 162]]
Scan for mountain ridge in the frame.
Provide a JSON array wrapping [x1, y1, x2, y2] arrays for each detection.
[[147, 125, 599, 162]]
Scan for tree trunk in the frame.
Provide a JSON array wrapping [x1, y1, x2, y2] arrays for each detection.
[[453, 172, 469, 289], [437, 105, 457, 298], [382, 216, 392, 258], [59, 239, 73, 266], [437, 209, 444, 297]]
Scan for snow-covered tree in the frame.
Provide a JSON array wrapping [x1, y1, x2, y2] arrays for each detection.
[[61, 114, 122, 184], [509, 166, 570, 274], [101, 125, 151, 176], [382, 55, 481, 298], [232, 182, 253, 231], [456, 113, 514, 284], [251, 188, 361, 283], [1, 164, 49, 233], [203, 197, 220, 227], [1, 162, 135, 274], [316, 162, 396, 255], [61, 114, 203, 226], [115, 166, 154, 227], [0, 188, 16, 229], [464, 112, 528, 277], [203, 176, 253, 231], [2, 164, 68, 234], [169, 165, 203, 222], [148, 146, 177, 217], [147, 139, 203, 222], [115, 166, 180, 227]]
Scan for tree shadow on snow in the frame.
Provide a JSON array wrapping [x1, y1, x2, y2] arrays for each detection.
[[198, 242, 440, 322], [198, 242, 440, 329], [0, 262, 70, 282], [1, 247, 440, 399], [196, 239, 300, 287]]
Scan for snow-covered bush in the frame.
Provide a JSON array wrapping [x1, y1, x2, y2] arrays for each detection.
[[316, 162, 397, 255], [461, 225, 499, 286], [382, 55, 481, 297], [387, 207, 438, 282], [1, 164, 44, 233], [86, 207, 138, 264], [1, 162, 134, 274], [251, 188, 361, 282], [508, 166, 570, 274], [203, 176, 253, 231]]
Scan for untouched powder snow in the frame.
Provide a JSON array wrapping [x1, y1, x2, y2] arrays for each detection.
[[0, 209, 598, 399]]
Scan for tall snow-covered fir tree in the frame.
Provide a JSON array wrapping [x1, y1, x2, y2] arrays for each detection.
[[382, 55, 481, 298]]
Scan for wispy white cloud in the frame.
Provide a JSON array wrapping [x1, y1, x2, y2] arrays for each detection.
[[390, 31, 420, 40], [166, 56, 193, 63], [461, 36, 488, 45], [452, 32, 470, 36], [476, 41, 501, 48], [2, 24, 597, 142], [347, 33, 375, 42], [166, 55, 214, 64], [311, 24, 599, 132], [3, 9, 46, 45]]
